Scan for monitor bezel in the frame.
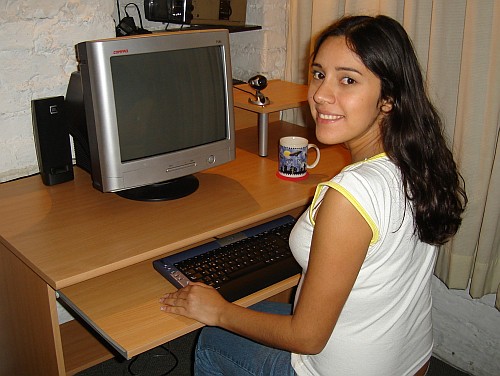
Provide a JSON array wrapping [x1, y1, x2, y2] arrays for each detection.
[[75, 29, 235, 195]]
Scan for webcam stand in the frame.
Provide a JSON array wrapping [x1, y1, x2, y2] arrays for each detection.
[[247, 92, 271, 155], [257, 113, 270, 156], [248, 90, 270, 106]]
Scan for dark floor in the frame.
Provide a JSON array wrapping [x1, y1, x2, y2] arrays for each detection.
[[76, 329, 470, 376]]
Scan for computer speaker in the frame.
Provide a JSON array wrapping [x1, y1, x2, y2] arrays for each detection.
[[31, 96, 74, 186]]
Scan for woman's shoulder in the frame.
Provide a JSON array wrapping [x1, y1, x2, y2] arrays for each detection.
[[342, 153, 393, 172], [335, 153, 399, 188]]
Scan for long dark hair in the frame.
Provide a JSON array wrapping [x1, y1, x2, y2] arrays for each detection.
[[312, 15, 467, 245]]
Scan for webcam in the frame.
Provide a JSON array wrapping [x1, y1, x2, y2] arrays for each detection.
[[248, 75, 267, 91], [248, 75, 270, 106]]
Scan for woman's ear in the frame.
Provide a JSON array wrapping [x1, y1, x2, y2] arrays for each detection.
[[380, 98, 393, 113]]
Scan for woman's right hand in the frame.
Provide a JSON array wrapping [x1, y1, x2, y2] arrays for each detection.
[[159, 282, 230, 326]]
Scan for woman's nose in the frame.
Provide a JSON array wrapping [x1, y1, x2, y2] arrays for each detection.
[[312, 81, 335, 104]]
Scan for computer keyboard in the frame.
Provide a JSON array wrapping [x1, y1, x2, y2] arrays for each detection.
[[153, 215, 301, 302]]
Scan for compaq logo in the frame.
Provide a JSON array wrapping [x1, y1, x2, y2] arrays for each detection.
[[113, 49, 129, 55]]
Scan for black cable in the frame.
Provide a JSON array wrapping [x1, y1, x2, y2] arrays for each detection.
[[160, 344, 179, 375], [117, 0, 121, 22], [125, 2, 145, 30], [234, 85, 259, 100], [127, 343, 179, 376]]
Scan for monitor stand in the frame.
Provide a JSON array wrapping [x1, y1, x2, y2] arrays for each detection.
[[116, 175, 199, 201]]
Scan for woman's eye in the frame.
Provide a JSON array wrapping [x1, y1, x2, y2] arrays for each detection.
[[341, 77, 356, 85], [312, 70, 325, 80]]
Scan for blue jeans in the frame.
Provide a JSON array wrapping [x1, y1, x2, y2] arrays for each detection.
[[194, 301, 296, 376]]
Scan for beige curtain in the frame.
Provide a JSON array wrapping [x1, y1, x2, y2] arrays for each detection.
[[285, 0, 500, 309]]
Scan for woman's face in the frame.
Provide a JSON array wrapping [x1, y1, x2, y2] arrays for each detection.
[[308, 36, 391, 154]]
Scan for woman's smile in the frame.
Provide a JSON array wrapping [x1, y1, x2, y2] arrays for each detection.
[[317, 111, 345, 122]]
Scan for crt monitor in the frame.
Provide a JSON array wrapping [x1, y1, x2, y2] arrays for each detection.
[[65, 29, 235, 201]]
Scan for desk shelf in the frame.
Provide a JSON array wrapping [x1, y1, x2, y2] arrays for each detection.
[[59, 255, 300, 360], [61, 320, 113, 375]]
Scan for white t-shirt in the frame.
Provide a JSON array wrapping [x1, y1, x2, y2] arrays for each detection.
[[290, 154, 436, 376]]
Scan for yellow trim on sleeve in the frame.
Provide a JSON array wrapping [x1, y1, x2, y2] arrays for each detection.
[[339, 152, 388, 172], [309, 182, 380, 245]]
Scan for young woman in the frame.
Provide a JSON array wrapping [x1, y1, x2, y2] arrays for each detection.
[[159, 15, 467, 376]]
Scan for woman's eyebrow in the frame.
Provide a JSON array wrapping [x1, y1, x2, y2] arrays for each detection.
[[311, 62, 362, 75], [336, 66, 362, 74]]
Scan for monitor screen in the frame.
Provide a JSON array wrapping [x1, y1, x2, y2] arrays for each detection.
[[66, 29, 235, 201], [112, 46, 227, 162]]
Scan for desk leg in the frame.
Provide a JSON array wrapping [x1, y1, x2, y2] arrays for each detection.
[[0, 243, 65, 375], [258, 112, 270, 157]]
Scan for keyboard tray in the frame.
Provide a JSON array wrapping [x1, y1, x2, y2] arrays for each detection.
[[153, 215, 301, 302]]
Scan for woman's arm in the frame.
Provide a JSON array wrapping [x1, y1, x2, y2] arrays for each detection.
[[160, 188, 372, 354]]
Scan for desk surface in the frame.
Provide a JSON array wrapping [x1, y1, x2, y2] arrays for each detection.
[[0, 122, 350, 360], [0, 122, 349, 291]]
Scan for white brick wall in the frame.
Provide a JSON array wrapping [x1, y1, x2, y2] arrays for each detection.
[[0, 0, 287, 182], [0, 0, 115, 182], [231, 0, 287, 80]]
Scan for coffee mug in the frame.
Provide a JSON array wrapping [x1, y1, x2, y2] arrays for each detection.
[[277, 136, 320, 180]]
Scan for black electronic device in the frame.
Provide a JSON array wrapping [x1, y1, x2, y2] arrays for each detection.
[[31, 96, 74, 186], [116, 16, 151, 36], [219, 0, 232, 20], [145, 0, 194, 24], [248, 74, 268, 91], [248, 74, 270, 106], [116, 2, 152, 36]]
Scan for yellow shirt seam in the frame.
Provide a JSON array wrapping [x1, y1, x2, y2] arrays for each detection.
[[309, 182, 380, 245], [339, 152, 387, 172]]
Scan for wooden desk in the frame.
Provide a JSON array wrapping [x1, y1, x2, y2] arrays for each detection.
[[233, 80, 309, 156], [0, 122, 350, 375]]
